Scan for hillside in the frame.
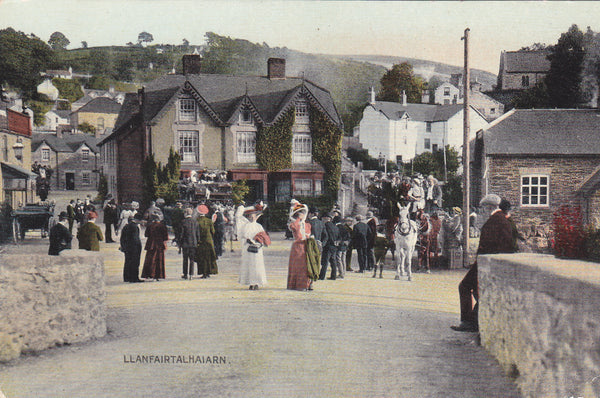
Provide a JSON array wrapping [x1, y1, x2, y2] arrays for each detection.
[[54, 33, 497, 132], [339, 54, 498, 90]]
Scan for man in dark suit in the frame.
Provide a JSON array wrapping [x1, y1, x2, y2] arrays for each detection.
[[308, 207, 328, 256], [366, 210, 378, 271], [319, 212, 340, 280], [352, 214, 372, 273], [452, 194, 515, 332], [66, 200, 76, 234], [48, 211, 72, 255], [180, 207, 200, 279]]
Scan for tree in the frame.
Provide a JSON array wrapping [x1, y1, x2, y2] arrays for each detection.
[[137, 31, 154, 46], [546, 24, 586, 108], [78, 122, 96, 135], [519, 43, 548, 51], [512, 81, 550, 108], [48, 31, 70, 50], [377, 62, 426, 104], [182, 38, 190, 48], [0, 28, 56, 99], [81, 41, 88, 49]]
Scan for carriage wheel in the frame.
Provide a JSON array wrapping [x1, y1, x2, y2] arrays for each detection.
[[12, 219, 21, 243]]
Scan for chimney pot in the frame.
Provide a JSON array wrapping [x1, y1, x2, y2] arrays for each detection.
[[182, 54, 201, 75], [268, 58, 286, 79]]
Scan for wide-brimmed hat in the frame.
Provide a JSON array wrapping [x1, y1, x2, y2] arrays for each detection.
[[480, 194, 501, 208], [87, 211, 98, 220], [197, 204, 209, 215], [291, 203, 308, 216], [244, 202, 266, 217], [58, 211, 68, 220], [130, 201, 139, 210]]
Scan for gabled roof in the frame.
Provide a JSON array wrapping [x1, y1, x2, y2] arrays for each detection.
[[482, 109, 600, 156], [103, 71, 342, 145], [370, 101, 475, 122], [74, 97, 121, 114], [502, 50, 551, 73], [147, 73, 341, 126], [32, 133, 99, 154]]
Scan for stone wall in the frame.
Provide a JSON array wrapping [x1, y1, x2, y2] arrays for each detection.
[[0, 250, 106, 362], [478, 253, 600, 398]]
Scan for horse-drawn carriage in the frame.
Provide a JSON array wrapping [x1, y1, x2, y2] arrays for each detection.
[[11, 203, 54, 242]]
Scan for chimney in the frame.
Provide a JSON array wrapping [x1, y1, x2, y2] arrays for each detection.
[[182, 54, 201, 75], [268, 58, 286, 79], [402, 90, 407, 106], [369, 87, 376, 105]]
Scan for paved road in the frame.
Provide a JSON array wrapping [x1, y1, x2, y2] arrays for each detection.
[[0, 230, 520, 397]]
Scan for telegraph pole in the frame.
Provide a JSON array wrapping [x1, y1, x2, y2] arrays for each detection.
[[462, 28, 470, 267]]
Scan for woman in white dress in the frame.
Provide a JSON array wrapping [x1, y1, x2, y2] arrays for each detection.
[[238, 202, 271, 290]]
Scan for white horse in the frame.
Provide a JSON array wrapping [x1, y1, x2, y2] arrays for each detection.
[[394, 203, 419, 281]]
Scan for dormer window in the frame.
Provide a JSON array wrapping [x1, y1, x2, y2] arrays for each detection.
[[295, 101, 309, 124], [81, 148, 90, 162], [240, 109, 252, 125], [178, 98, 196, 122]]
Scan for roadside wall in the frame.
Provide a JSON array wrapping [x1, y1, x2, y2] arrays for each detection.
[[0, 251, 106, 362], [478, 253, 600, 398]]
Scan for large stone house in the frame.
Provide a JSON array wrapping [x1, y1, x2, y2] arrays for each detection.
[[0, 102, 35, 207], [31, 133, 100, 191], [98, 56, 343, 204], [496, 50, 550, 91], [358, 92, 489, 164], [472, 109, 600, 247], [71, 97, 121, 137]]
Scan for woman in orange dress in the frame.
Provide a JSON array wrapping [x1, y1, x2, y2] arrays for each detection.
[[287, 203, 314, 291]]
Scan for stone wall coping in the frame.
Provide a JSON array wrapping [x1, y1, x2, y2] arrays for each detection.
[[479, 253, 600, 309], [0, 250, 103, 269], [481, 253, 600, 284]]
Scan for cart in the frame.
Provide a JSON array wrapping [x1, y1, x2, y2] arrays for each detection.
[[11, 204, 54, 242]]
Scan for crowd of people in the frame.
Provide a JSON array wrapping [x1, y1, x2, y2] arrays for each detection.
[[46, 184, 520, 334]]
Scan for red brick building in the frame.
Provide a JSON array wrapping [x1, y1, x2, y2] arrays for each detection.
[[99, 56, 343, 204], [472, 109, 600, 247]]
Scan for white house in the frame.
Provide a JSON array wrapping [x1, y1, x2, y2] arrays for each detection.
[[358, 92, 489, 163], [434, 82, 460, 105], [40, 110, 71, 132], [37, 78, 60, 101]]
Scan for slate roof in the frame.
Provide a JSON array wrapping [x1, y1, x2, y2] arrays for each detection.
[[111, 73, 341, 137], [370, 101, 474, 122], [482, 109, 600, 156], [32, 133, 99, 154], [502, 50, 551, 73], [74, 97, 121, 114]]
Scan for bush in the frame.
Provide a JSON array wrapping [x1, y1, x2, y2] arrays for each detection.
[[583, 227, 600, 263], [551, 205, 586, 259]]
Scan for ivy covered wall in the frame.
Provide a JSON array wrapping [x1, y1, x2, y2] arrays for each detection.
[[310, 104, 343, 196], [256, 108, 294, 171], [255, 99, 343, 201]]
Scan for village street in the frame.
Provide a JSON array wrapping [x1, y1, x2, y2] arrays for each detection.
[[0, 219, 520, 398]]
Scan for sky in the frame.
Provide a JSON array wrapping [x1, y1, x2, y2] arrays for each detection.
[[1, 0, 600, 74]]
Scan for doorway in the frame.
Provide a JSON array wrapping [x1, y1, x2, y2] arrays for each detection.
[[66, 173, 75, 190]]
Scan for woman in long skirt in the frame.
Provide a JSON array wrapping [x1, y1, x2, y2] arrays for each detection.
[[287, 203, 314, 291], [141, 214, 169, 280], [239, 203, 271, 290]]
